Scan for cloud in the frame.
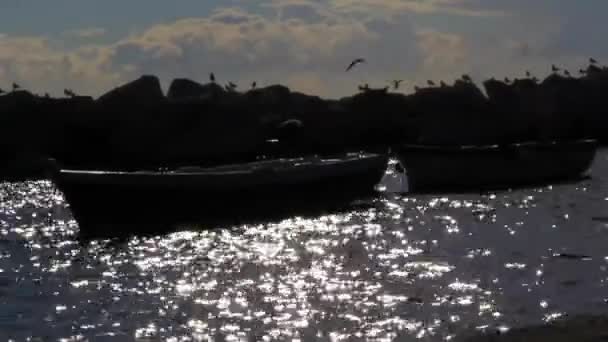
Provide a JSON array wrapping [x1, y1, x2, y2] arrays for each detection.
[[105, 6, 421, 95], [1, 1, 607, 98], [329, 0, 506, 17], [415, 29, 470, 80], [64, 27, 107, 39], [0, 34, 120, 95]]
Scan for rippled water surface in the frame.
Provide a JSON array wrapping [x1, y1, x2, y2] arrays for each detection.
[[1, 152, 608, 341]]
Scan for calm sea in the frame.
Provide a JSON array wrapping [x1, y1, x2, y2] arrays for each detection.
[[1, 151, 607, 341]]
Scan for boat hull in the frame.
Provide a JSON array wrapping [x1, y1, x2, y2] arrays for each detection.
[[52, 153, 388, 233], [396, 140, 597, 193]]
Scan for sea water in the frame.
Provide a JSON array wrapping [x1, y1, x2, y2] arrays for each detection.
[[0, 151, 607, 341]]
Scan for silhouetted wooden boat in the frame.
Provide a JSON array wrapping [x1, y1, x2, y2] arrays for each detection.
[[49, 152, 388, 231], [395, 139, 597, 193]]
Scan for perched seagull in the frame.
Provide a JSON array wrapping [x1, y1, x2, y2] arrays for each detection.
[[551, 64, 560, 73], [461, 74, 472, 82], [44, 92, 50, 98], [440, 81, 447, 87], [210, 73, 216, 83], [64, 89, 76, 97], [225, 82, 237, 92], [525, 71, 531, 78], [392, 80, 403, 90], [427, 80, 436, 86], [358, 83, 370, 92], [346, 58, 365, 72], [590, 57, 598, 65], [579, 69, 587, 75], [504, 77, 511, 83], [251, 81, 257, 89], [564, 70, 571, 77], [12, 82, 20, 91]]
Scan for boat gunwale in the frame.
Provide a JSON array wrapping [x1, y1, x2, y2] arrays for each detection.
[[56, 153, 386, 177], [398, 139, 597, 152]]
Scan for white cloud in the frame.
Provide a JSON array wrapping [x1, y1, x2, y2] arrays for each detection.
[[64, 27, 107, 39], [0, 1, 606, 98]]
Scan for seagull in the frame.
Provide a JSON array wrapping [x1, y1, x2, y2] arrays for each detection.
[[225, 82, 237, 91], [12, 82, 20, 91], [64, 89, 76, 97], [590, 57, 598, 65], [44, 92, 50, 98], [392, 80, 403, 90], [358, 83, 370, 92], [579, 69, 587, 75], [440, 81, 447, 87], [346, 58, 365, 72], [551, 64, 560, 73], [210, 73, 216, 83], [427, 80, 436, 86], [504, 77, 511, 84], [251, 81, 257, 89], [564, 70, 571, 77], [462, 74, 472, 82], [525, 71, 531, 78]]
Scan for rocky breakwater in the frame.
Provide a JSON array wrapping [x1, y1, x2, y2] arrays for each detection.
[[2, 65, 608, 179]]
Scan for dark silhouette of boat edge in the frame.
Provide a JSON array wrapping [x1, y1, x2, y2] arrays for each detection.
[[48, 152, 389, 238], [395, 139, 597, 194]]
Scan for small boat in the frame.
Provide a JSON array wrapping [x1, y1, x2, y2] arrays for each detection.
[[395, 139, 597, 193], [48, 152, 388, 231]]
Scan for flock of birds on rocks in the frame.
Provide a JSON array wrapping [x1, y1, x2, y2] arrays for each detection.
[[0, 57, 605, 98]]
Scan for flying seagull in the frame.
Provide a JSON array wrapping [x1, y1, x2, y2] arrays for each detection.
[[210, 73, 216, 83], [346, 58, 365, 72]]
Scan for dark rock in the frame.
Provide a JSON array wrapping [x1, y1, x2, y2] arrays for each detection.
[[167, 78, 225, 100], [97, 75, 164, 105]]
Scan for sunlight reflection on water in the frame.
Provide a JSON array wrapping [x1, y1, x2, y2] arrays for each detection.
[[0, 154, 607, 340]]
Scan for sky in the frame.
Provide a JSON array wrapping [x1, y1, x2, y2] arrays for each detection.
[[0, 0, 607, 98]]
